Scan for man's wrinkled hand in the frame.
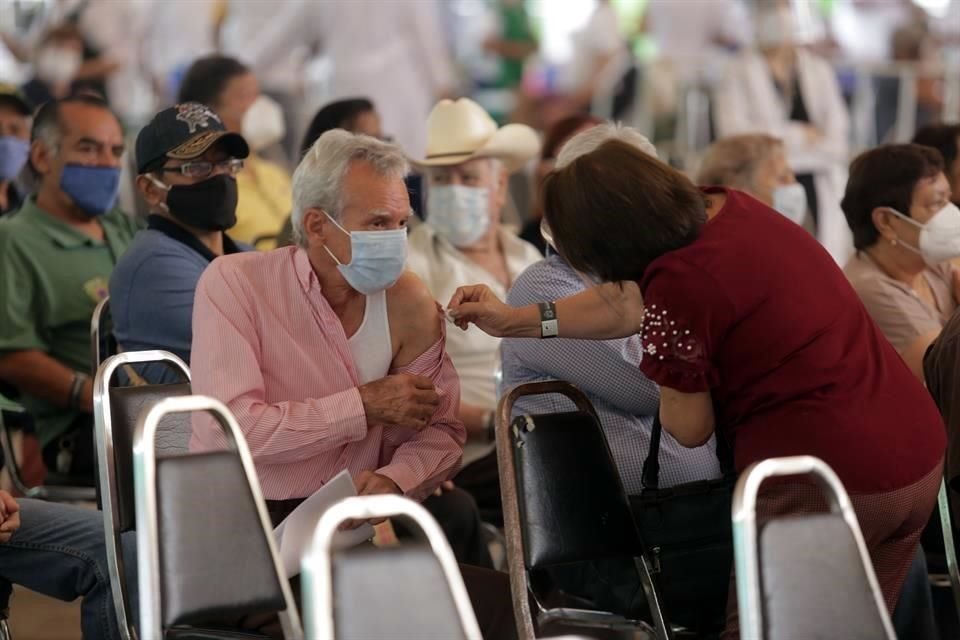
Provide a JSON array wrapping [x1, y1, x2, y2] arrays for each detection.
[[342, 471, 402, 530], [359, 373, 439, 431]]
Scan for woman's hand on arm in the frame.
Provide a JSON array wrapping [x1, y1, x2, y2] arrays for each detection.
[[447, 282, 644, 340]]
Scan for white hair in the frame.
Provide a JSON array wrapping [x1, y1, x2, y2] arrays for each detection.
[[291, 129, 410, 247], [555, 123, 657, 169]]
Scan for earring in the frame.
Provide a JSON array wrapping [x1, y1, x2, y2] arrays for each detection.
[[890, 238, 897, 246]]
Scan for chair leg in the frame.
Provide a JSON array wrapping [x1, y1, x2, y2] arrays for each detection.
[[0, 617, 12, 640]]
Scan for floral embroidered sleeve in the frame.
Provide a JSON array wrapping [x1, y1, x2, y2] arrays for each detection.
[[638, 257, 735, 393]]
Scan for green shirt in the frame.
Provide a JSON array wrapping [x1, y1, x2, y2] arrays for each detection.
[[0, 198, 140, 446]]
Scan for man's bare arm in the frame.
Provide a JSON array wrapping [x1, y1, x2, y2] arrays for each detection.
[[0, 350, 92, 413]]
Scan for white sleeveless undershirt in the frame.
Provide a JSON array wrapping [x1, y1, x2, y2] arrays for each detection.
[[347, 289, 393, 384]]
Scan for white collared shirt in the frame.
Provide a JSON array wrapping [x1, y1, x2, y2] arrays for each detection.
[[407, 223, 542, 465]]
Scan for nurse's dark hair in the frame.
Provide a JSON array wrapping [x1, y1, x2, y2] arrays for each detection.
[[841, 144, 944, 251], [177, 55, 250, 109], [300, 98, 376, 158], [543, 139, 706, 283]]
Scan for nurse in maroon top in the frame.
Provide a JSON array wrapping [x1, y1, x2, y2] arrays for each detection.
[[448, 131, 945, 632]]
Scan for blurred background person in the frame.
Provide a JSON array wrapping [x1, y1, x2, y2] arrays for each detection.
[[21, 25, 85, 107], [408, 98, 541, 524], [222, 0, 455, 161], [177, 55, 291, 249], [842, 144, 958, 381], [913, 123, 960, 207], [477, 0, 538, 125], [141, 0, 220, 107], [300, 98, 383, 151], [714, 0, 852, 264], [219, 0, 310, 162], [697, 133, 809, 228], [519, 112, 600, 254], [0, 83, 32, 216]]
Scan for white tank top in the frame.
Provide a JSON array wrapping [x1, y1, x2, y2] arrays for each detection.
[[347, 289, 393, 384]]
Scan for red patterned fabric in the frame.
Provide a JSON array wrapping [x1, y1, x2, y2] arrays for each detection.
[[639, 188, 945, 494]]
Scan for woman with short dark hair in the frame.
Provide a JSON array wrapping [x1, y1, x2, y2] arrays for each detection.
[[448, 131, 945, 637], [842, 144, 959, 380]]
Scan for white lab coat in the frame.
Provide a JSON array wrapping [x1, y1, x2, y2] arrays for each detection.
[[238, 0, 454, 160], [714, 49, 853, 265]]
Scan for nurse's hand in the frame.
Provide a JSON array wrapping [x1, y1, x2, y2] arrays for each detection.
[[447, 285, 540, 339]]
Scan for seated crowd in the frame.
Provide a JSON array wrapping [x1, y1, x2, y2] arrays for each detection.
[[0, 44, 960, 640]]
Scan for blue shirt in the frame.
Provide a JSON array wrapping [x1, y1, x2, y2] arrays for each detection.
[[109, 216, 244, 383], [500, 254, 722, 493]]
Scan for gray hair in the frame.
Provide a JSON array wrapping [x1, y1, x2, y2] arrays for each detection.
[[555, 123, 657, 168], [291, 129, 410, 247], [696, 134, 783, 189]]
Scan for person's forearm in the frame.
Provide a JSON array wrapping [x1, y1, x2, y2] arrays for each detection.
[[460, 402, 493, 442], [508, 283, 645, 340], [0, 350, 90, 412]]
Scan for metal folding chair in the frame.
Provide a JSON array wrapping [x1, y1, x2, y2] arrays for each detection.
[[732, 455, 896, 640], [91, 296, 116, 375], [497, 381, 664, 640], [302, 494, 483, 640], [938, 477, 960, 619], [93, 350, 192, 640], [134, 394, 302, 640]]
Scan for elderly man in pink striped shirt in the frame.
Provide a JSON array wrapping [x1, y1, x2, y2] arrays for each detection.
[[189, 129, 515, 638]]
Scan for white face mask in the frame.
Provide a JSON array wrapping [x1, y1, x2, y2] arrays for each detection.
[[241, 95, 286, 152], [772, 183, 808, 225], [539, 218, 556, 252], [426, 184, 490, 248], [888, 203, 960, 266], [34, 47, 82, 86], [322, 211, 408, 295]]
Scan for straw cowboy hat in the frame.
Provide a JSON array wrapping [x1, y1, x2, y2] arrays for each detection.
[[415, 98, 540, 172]]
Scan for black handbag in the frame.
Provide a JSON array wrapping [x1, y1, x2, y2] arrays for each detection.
[[629, 413, 735, 632]]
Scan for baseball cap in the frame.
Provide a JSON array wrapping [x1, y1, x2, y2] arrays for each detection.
[[0, 83, 34, 116], [135, 102, 249, 174]]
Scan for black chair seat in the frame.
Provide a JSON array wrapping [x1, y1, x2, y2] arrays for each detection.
[[166, 625, 273, 639]]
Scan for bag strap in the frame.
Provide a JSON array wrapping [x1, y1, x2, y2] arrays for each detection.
[[641, 407, 737, 491], [641, 411, 664, 490]]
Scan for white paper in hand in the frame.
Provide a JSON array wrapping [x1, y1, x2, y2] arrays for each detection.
[[273, 469, 375, 578]]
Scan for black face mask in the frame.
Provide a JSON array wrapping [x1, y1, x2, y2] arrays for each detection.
[[164, 175, 238, 231]]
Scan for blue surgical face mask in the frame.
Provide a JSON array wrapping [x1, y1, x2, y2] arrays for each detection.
[[322, 211, 408, 295], [426, 184, 490, 248], [60, 164, 121, 217], [0, 136, 29, 181]]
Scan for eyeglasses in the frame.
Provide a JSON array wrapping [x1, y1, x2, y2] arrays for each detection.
[[159, 158, 244, 179]]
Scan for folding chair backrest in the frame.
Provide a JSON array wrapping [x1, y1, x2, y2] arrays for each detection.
[[732, 456, 895, 640], [94, 350, 192, 640], [759, 513, 888, 639], [512, 409, 643, 567], [91, 296, 116, 375], [333, 545, 466, 640], [134, 395, 301, 640], [302, 494, 482, 640], [109, 383, 191, 531], [156, 451, 285, 625]]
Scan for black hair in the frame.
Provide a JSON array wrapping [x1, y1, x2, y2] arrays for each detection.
[[177, 55, 251, 108], [300, 98, 375, 157], [841, 144, 944, 250], [913, 124, 960, 176]]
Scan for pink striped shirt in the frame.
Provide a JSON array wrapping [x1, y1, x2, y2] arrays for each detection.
[[189, 247, 465, 500]]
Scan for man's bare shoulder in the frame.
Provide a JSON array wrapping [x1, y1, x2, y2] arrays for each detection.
[[386, 271, 444, 359]]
